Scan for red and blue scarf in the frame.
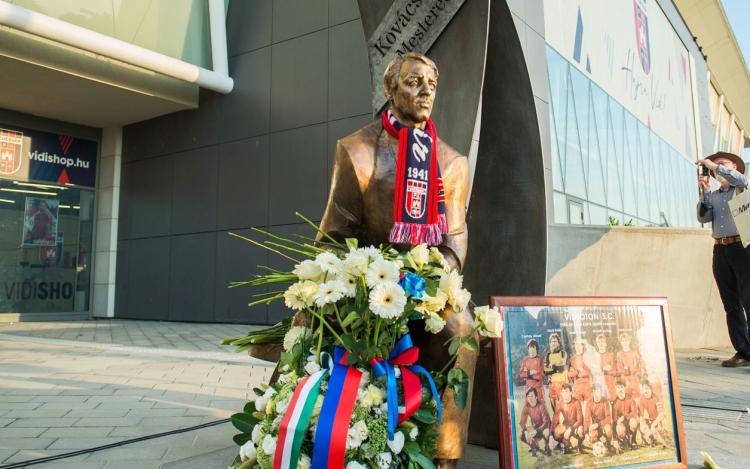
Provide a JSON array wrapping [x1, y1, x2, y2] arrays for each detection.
[[382, 110, 448, 246]]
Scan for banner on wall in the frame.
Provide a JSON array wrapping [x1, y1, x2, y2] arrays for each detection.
[[544, 0, 697, 158], [0, 124, 97, 187], [23, 197, 59, 247]]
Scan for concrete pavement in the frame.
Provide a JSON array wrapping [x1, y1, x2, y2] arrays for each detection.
[[0, 320, 749, 468]]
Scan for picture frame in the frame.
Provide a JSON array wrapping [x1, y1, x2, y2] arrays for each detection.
[[490, 296, 687, 469]]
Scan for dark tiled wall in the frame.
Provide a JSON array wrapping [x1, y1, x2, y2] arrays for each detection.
[[117, 0, 373, 325]]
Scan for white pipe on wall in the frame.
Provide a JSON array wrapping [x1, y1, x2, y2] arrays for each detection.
[[0, 0, 234, 94], [208, 0, 229, 77]]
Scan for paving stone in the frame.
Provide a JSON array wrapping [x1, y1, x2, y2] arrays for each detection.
[[41, 427, 116, 438], [8, 417, 81, 428], [138, 417, 203, 427], [48, 437, 128, 450], [0, 437, 55, 450], [74, 417, 143, 427], [0, 427, 47, 438]]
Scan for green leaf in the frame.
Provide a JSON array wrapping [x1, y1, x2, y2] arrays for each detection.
[[424, 279, 438, 296], [252, 388, 264, 397], [408, 312, 423, 321], [408, 451, 436, 469], [403, 441, 421, 454], [230, 412, 259, 434], [345, 238, 358, 250], [243, 401, 257, 415], [448, 338, 460, 356], [233, 432, 253, 446], [341, 334, 356, 351], [280, 351, 294, 366], [411, 408, 437, 424], [451, 372, 471, 411], [341, 311, 360, 328], [463, 338, 480, 353], [432, 372, 446, 389]]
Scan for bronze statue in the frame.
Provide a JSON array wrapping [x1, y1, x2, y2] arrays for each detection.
[[317, 52, 475, 469]]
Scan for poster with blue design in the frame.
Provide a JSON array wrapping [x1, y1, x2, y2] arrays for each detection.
[[491, 297, 685, 469], [0, 124, 97, 188]]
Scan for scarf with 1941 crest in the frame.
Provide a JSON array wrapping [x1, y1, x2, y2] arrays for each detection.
[[382, 110, 448, 246]]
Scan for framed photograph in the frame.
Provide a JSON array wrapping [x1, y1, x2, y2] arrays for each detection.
[[22, 197, 59, 247], [490, 297, 687, 469]]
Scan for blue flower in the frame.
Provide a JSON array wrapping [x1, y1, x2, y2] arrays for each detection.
[[399, 273, 426, 298]]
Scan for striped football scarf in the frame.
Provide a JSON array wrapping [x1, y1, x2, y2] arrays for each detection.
[[382, 110, 448, 246]]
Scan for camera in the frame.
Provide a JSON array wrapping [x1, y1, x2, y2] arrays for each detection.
[[702, 165, 710, 177]]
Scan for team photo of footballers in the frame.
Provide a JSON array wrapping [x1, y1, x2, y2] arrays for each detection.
[[506, 306, 678, 469]]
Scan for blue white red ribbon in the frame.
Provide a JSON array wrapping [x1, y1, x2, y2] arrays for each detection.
[[370, 334, 442, 441]]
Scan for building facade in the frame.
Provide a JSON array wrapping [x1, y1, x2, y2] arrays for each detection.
[[0, 0, 747, 349]]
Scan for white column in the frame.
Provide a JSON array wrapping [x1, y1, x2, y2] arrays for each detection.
[[92, 126, 122, 318]]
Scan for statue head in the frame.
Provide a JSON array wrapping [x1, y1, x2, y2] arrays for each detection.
[[382, 52, 439, 127]]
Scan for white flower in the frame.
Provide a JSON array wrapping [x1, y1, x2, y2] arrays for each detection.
[[342, 273, 358, 298], [409, 427, 419, 439], [284, 281, 318, 311], [346, 426, 363, 449], [251, 424, 263, 445], [395, 259, 405, 269], [311, 394, 324, 419], [346, 462, 367, 469], [387, 431, 405, 454], [410, 244, 430, 266], [439, 270, 463, 294], [375, 452, 392, 469], [254, 395, 267, 412], [369, 282, 407, 319], [450, 288, 471, 313], [239, 440, 257, 463], [262, 434, 277, 456], [430, 247, 451, 270], [424, 312, 446, 334], [304, 361, 321, 375], [276, 395, 291, 414], [475, 305, 504, 338], [315, 251, 344, 276], [365, 258, 400, 288], [283, 326, 310, 352], [359, 246, 382, 261], [367, 385, 386, 406], [344, 249, 369, 276], [352, 420, 368, 441], [271, 414, 282, 430], [357, 368, 371, 388], [379, 403, 388, 414], [313, 280, 347, 307], [293, 259, 325, 283], [297, 453, 311, 469], [415, 290, 448, 315]]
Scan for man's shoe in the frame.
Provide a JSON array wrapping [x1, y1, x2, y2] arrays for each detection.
[[721, 354, 750, 367]]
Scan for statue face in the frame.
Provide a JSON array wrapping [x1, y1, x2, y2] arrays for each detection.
[[391, 59, 437, 125]]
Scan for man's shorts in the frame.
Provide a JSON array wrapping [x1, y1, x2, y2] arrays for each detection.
[[548, 381, 564, 401], [573, 380, 592, 402]]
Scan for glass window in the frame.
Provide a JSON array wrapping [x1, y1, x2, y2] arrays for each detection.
[[588, 203, 607, 225], [709, 83, 720, 126], [0, 180, 93, 313], [553, 191, 568, 224], [720, 106, 731, 141]]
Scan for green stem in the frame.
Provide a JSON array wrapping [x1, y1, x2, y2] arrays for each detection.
[[373, 317, 382, 350], [333, 304, 348, 334], [307, 309, 352, 355], [295, 213, 346, 250], [317, 323, 324, 363]]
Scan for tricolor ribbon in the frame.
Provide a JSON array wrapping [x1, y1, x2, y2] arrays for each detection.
[[273, 355, 330, 469], [311, 347, 363, 469], [370, 334, 442, 441]]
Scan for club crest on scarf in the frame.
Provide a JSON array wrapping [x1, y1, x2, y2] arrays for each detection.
[[382, 110, 448, 246]]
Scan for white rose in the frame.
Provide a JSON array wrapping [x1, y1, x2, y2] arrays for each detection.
[[304, 361, 321, 375], [387, 431, 405, 454], [346, 462, 367, 469], [254, 396, 267, 412], [344, 249, 369, 276], [357, 388, 373, 408], [357, 368, 371, 388], [251, 424, 263, 444], [262, 434, 277, 456], [429, 247, 451, 270], [424, 312, 446, 334], [410, 244, 430, 266], [409, 427, 419, 439], [475, 305, 504, 338], [293, 259, 325, 282], [346, 427, 363, 449], [439, 270, 463, 293], [297, 453, 311, 469], [367, 385, 385, 406], [415, 290, 448, 315], [379, 402, 388, 414], [352, 420, 368, 441], [239, 440, 257, 463], [450, 288, 471, 313], [276, 396, 291, 414], [375, 452, 393, 469]]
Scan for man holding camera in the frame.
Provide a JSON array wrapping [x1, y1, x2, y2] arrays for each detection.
[[697, 151, 750, 367]]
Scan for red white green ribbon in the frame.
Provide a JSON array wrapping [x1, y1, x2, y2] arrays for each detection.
[[273, 367, 327, 469]]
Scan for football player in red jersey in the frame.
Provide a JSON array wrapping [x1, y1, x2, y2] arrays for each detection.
[[569, 337, 593, 405], [551, 383, 585, 454], [612, 378, 639, 452], [616, 333, 643, 398], [518, 387, 552, 457], [638, 380, 668, 448], [583, 384, 613, 452], [519, 339, 545, 400], [595, 333, 617, 400]]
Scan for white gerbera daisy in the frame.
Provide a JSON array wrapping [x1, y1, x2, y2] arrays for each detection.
[[284, 281, 318, 310], [313, 280, 347, 307], [315, 251, 344, 276], [365, 258, 400, 288], [344, 249, 369, 276], [359, 246, 382, 261], [368, 282, 407, 319], [342, 274, 358, 298], [283, 326, 310, 352]]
